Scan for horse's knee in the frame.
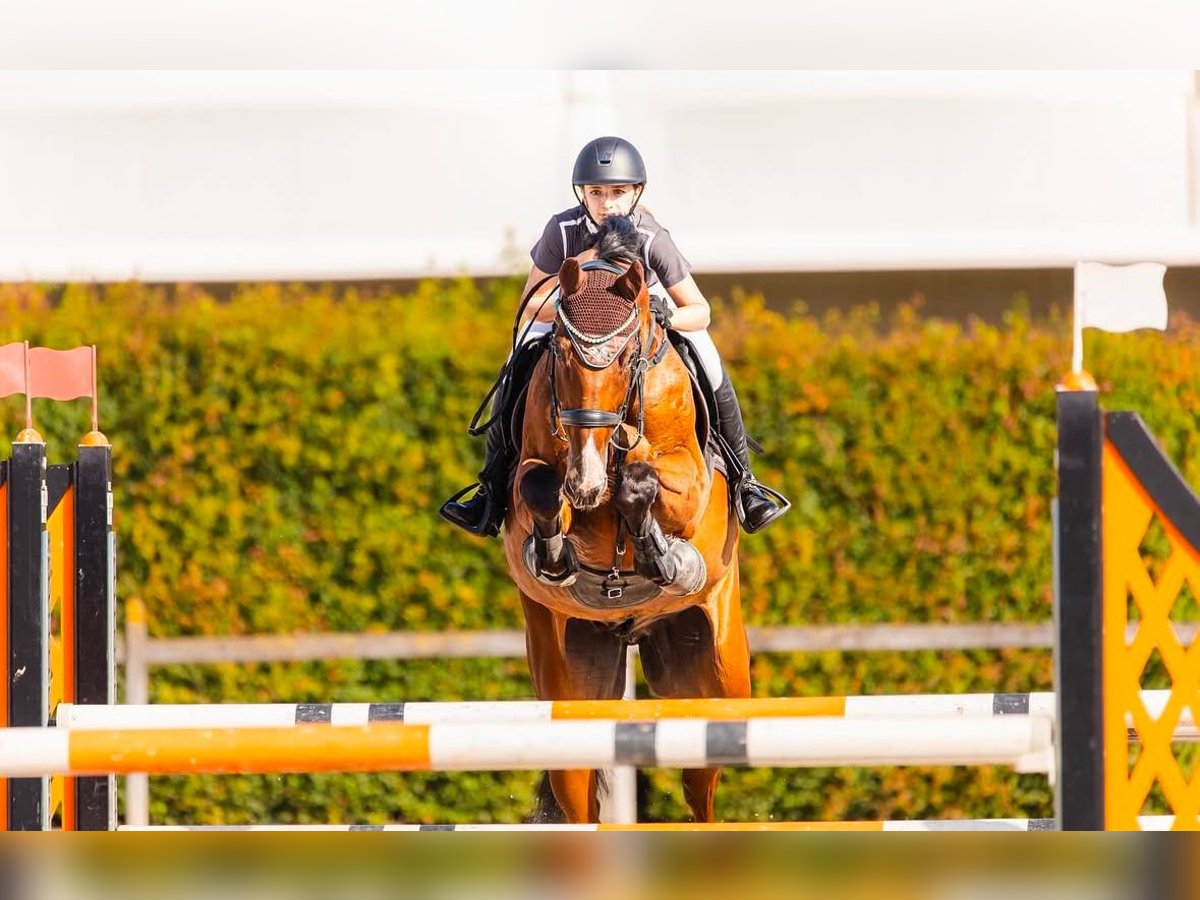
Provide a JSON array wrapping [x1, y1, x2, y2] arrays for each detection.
[[520, 465, 563, 523], [615, 461, 659, 526]]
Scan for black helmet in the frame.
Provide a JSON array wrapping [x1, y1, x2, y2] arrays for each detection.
[[571, 137, 647, 188]]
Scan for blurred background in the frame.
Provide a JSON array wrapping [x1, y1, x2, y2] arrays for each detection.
[[2, 70, 1198, 312]]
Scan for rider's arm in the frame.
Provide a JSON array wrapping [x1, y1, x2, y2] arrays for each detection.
[[663, 276, 712, 332], [644, 223, 709, 332]]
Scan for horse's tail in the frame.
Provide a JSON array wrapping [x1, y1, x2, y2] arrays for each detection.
[[524, 770, 611, 823], [589, 215, 642, 265]]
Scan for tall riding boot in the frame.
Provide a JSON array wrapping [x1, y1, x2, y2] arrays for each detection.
[[439, 340, 546, 537], [712, 376, 791, 534], [439, 416, 511, 537]]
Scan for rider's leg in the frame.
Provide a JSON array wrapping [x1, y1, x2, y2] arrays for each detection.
[[439, 323, 551, 537], [672, 323, 790, 534]]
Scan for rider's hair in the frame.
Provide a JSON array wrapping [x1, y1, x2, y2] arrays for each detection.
[[587, 215, 643, 265]]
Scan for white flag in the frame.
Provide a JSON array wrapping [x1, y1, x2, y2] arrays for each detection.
[[1071, 261, 1169, 375], [1075, 261, 1168, 333]]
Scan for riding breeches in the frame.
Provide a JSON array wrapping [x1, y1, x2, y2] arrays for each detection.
[[517, 293, 726, 388]]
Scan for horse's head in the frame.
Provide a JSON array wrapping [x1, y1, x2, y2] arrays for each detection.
[[551, 254, 654, 510]]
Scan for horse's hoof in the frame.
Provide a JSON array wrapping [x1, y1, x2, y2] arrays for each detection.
[[523, 534, 579, 587]]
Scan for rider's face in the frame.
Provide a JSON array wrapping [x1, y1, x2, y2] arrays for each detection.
[[581, 184, 640, 223]]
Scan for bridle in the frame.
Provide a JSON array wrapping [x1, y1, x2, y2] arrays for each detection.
[[548, 259, 671, 453]]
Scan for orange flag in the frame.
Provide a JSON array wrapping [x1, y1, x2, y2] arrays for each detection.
[[27, 346, 94, 401], [28, 345, 99, 432], [0, 341, 24, 397]]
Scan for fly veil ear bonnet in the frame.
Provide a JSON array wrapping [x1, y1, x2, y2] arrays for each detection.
[[555, 258, 642, 370]]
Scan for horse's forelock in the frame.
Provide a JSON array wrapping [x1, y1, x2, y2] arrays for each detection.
[[591, 216, 642, 265]]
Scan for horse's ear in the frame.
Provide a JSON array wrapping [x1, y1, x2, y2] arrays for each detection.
[[613, 260, 645, 302], [559, 258, 585, 295]]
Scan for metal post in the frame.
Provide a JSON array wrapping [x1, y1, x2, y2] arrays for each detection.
[[599, 646, 639, 824], [70, 442, 115, 830], [124, 599, 150, 827], [2, 438, 49, 830], [1054, 388, 1105, 830]]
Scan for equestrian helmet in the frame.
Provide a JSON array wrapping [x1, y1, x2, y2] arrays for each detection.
[[571, 137, 647, 187]]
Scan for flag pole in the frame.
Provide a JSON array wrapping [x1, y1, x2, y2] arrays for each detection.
[[1071, 261, 1084, 375], [23, 340, 32, 431], [90, 345, 99, 433]]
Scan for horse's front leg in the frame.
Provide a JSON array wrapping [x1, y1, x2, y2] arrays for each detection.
[[517, 461, 579, 586], [614, 460, 706, 596]]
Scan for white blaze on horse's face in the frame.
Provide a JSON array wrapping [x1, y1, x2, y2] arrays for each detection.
[[565, 430, 609, 510], [560, 354, 617, 510]]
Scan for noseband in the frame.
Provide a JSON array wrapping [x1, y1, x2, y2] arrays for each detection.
[[549, 259, 670, 451]]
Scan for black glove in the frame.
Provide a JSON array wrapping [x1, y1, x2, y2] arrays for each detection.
[[649, 295, 674, 330]]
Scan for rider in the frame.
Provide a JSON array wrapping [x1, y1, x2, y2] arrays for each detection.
[[440, 136, 790, 537]]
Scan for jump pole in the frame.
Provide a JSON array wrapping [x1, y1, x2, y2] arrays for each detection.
[[0, 716, 1054, 777], [118, 817, 1177, 832], [56, 689, 1192, 737]]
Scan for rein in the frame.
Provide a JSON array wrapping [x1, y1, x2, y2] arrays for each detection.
[[467, 272, 560, 437]]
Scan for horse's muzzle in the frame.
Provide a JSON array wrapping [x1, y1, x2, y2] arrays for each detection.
[[564, 478, 608, 511], [564, 431, 610, 510]]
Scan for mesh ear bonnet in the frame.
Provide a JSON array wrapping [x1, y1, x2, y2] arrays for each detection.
[[557, 268, 640, 369]]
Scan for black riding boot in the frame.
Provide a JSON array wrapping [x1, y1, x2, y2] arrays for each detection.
[[439, 417, 511, 537], [713, 376, 791, 534], [439, 340, 546, 538]]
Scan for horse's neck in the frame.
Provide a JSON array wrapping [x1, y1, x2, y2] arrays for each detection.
[[640, 347, 698, 439]]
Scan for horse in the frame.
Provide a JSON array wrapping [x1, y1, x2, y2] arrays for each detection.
[[501, 224, 750, 823]]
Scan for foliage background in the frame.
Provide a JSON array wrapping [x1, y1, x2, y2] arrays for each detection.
[[3, 280, 1196, 825]]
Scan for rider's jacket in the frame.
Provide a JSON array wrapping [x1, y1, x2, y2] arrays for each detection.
[[530, 206, 692, 293]]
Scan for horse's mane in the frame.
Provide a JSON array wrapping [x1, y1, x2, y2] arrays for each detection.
[[588, 215, 642, 265]]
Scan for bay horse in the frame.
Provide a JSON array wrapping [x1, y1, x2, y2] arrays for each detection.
[[501, 224, 750, 823]]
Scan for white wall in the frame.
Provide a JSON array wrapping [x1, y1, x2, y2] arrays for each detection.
[[0, 71, 1197, 281]]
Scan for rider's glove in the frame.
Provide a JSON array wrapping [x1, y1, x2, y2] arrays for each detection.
[[649, 295, 674, 330]]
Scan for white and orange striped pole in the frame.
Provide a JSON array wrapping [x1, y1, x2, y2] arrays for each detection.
[[57, 690, 1191, 737], [118, 816, 1179, 832], [3, 716, 1054, 777]]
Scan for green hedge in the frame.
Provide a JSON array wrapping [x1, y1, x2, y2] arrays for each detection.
[[2, 280, 1196, 825]]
